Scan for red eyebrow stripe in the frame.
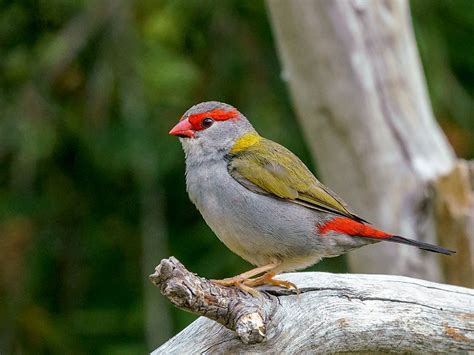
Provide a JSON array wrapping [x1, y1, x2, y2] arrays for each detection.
[[188, 108, 238, 126]]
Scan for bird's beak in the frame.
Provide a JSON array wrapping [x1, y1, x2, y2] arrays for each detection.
[[169, 119, 195, 138]]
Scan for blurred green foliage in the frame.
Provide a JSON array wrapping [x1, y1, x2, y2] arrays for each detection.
[[411, 0, 474, 157], [0, 0, 472, 353]]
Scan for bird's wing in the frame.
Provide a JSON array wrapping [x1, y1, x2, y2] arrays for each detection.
[[227, 137, 367, 223]]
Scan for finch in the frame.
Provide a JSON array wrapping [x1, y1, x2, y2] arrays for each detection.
[[169, 101, 454, 293]]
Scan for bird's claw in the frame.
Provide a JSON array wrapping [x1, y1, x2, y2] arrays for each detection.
[[211, 276, 245, 287], [212, 272, 299, 296], [211, 277, 260, 296], [244, 272, 300, 294]]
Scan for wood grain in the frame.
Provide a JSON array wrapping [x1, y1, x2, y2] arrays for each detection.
[[151, 257, 474, 353]]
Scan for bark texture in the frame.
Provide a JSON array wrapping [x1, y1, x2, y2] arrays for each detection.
[[151, 257, 474, 353], [150, 257, 277, 345], [434, 160, 474, 287], [266, 0, 473, 286]]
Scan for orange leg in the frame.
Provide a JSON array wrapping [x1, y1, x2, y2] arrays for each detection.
[[244, 272, 299, 294], [212, 262, 279, 285], [211, 262, 280, 295], [212, 262, 299, 295]]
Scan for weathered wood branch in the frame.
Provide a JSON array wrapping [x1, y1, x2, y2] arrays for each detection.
[[266, 0, 474, 286], [151, 257, 474, 353], [149, 257, 277, 345]]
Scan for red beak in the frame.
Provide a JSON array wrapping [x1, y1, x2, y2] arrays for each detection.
[[169, 119, 195, 138]]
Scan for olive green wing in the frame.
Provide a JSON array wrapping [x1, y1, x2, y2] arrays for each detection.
[[227, 137, 367, 222]]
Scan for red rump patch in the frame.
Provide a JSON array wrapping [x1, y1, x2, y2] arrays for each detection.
[[318, 217, 391, 239], [187, 108, 238, 130]]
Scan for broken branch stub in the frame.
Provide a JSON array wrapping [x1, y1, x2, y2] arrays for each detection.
[[149, 257, 278, 344]]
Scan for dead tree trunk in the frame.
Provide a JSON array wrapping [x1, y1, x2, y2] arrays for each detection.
[[151, 258, 474, 353], [265, 0, 473, 286]]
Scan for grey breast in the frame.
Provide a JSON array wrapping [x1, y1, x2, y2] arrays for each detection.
[[185, 158, 324, 266]]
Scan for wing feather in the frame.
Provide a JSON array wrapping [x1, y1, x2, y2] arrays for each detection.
[[227, 137, 367, 223]]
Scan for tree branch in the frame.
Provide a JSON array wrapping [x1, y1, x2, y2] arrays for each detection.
[[149, 257, 278, 345], [151, 257, 474, 353]]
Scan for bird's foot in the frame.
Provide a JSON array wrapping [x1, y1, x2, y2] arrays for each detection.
[[244, 272, 300, 294], [212, 277, 260, 296], [211, 276, 245, 287], [211, 262, 282, 296]]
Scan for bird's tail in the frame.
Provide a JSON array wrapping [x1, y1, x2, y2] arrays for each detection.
[[386, 235, 455, 255], [318, 217, 455, 255]]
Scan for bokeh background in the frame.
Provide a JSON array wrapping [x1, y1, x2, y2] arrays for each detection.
[[0, 0, 472, 353]]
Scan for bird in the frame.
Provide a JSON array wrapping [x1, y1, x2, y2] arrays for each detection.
[[169, 101, 455, 294]]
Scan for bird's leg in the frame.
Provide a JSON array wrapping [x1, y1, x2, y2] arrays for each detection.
[[243, 272, 299, 294], [212, 262, 284, 296], [211, 262, 299, 295], [211, 262, 279, 287]]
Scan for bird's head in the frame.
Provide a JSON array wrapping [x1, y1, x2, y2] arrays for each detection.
[[169, 101, 255, 160]]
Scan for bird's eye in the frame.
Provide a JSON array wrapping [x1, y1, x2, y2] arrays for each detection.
[[201, 117, 214, 128]]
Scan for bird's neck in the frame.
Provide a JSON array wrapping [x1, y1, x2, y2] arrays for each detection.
[[182, 131, 259, 167], [182, 137, 232, 168], [229, 132, 261, 155]]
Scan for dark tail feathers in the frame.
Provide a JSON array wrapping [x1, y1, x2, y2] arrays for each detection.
[[389, 235, 455, 255]]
